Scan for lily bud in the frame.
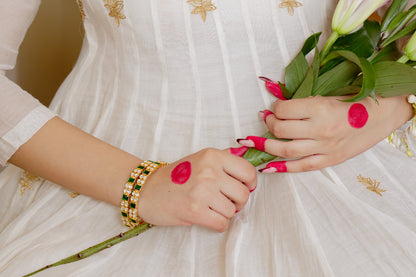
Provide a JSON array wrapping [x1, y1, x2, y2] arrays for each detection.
[[332, 0, 389, 35], [404, 31, 416, 61]]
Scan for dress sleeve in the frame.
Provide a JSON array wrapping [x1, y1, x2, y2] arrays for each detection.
[[0, 0, 56, 166]]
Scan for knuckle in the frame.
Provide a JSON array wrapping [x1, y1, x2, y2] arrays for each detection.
[[280, 145, 299, 158], [214, 219, 228, 233]]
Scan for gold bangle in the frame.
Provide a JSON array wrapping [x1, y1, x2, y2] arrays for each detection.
[[128, 160, 168, 227], [120, 161, 152, 227]]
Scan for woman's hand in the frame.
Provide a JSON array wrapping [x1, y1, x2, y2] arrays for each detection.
[[238, 95, 413, 173], [138, 148, 257, 232]]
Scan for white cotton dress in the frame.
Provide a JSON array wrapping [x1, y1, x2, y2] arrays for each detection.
[[1, 0, 416, 276]]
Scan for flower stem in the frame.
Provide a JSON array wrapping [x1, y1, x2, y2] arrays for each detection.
[[320, 32, 340, 61], [397, 54, 410, 64], [23, 223, 153, 276]]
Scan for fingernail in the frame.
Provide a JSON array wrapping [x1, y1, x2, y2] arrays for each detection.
[[249, 186, 257, 193], [259, 76, 286, 100], [260, 109, 274, 123], [259, 161, 287, 173], [236, 138, 255, 148], [237, 136, 267, 152], [246, 136, 267, 152], [230, 146, 249, 157], [235, 210, 240, 214]]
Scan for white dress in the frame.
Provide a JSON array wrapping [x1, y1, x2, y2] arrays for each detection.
[[1, 0, 416, 276]]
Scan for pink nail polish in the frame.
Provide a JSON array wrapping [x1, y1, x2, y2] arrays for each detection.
[[262, 109, 274, 123], [230, 146, 249, 157], [259, 76, 286, 100], [236, 138, 256, 148], [246, 136, 267, 152], [249, 186, 257, 193], [259, 161, 287, 173]]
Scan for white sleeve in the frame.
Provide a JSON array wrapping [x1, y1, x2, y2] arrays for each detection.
[[0, 0, 56, 166]]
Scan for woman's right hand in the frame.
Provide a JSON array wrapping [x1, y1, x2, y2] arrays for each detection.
[[138, 148, 257, 232]]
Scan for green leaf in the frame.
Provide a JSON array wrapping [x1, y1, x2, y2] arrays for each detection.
[[284, 51, 309, 94], [381, 18, 416, 48], [312, 46, 321, 92], [279, 81, 292, 99], [374, 61, 416, 97], [292, 67, 314, 99], [364, 20, 382, 49], [314, 60, 360, 96], [301, 32, 321, 56], [242, 132, 289, 167], [381, 5, 416, 48], [333, 51, 375, 102], [370, 43, 401, 64], [381, 0, 409, 32]]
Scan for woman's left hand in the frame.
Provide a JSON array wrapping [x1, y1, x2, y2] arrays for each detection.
[[237, 95, 414, 173]]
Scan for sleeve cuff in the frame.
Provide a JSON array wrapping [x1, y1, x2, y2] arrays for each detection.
[[0, 105, 56, 166]]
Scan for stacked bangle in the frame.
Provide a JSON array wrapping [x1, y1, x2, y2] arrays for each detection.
[[121, 160, 168, 228], [387, 95, 416, 158]]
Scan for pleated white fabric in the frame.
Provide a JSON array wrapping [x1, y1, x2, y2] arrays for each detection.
[[1, 0, 416, 276]]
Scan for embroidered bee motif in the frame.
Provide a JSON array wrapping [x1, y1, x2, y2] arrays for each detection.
[[357, 174, 386, 197], [19, 171, 41, 196], [76, 0, 86, 21], [279, 0, 303, 16], [103, 0, 126, 27], [187, 0, 217, 22]]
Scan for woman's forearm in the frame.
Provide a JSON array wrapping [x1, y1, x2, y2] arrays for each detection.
[[9, 116, 142, 206]]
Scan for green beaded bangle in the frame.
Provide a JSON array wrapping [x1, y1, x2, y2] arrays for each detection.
[[128, 160, 168, 227], [120, 161, 151, 227]]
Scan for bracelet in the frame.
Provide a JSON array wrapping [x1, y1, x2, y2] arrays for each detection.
[[387, 95, 416, 157], [120, 161, 151, 227], [121, 160, 168, 228]]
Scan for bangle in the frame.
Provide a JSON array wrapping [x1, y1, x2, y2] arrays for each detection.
[[121, 160, 168, 228], [120, 161, 151, 227], [387, 95, 416, 157]]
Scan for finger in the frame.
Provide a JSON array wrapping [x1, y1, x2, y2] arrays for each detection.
[[258, 154, 331, 173], [222, 149, 257, 191], [265, 116, 314, 140], [194, 208, 229, 232], [237, 136, 319, 159], [208, 192, 238, 218], [272, 98, 312, 120], [219, 177, 251, 211]]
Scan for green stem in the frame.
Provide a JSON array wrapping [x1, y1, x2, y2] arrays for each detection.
[[397, 54, 410, 64], [320, 32, 340, 61], [24, 223, 153, 277]]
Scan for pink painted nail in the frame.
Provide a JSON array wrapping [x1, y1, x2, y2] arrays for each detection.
[[246, 136, 267, 152], [249, 186, 257, 193], [230, 146, 249, 157], [261, 109, 274, 123], [259, 161, 287, 173], [259, 76, 286, 100]]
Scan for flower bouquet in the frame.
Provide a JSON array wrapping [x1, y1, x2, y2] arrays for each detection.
[[243, 0, 416, 166], [25, 0, 416, 275]]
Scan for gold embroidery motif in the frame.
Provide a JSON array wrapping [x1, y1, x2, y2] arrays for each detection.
[[76, 0, 86, 20], [187, 0, 217, 22], [19, 171, 40, 196], [279, 0, 303, 16], [357, 174, 386, 197], [103, 0, 126, 27], [68, 192, 80, 198]]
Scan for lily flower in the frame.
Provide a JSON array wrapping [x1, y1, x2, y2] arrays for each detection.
[[332, 0, 390, 35], [321, 0, 389, 60], [403, 31, 416, 62]]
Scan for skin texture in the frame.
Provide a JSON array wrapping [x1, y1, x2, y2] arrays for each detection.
[[171, 161, 192, 185], [348, 103, 369, 128], [250, 95, 413, 172], [10, 118, 257, 232]]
